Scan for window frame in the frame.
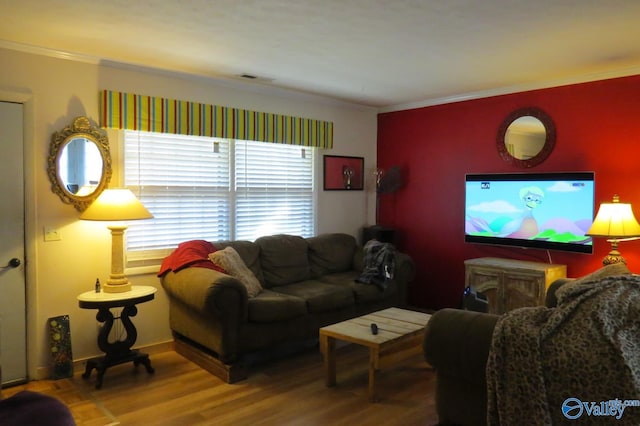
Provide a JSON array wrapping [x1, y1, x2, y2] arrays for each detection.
[[118, 130, 319, 275]]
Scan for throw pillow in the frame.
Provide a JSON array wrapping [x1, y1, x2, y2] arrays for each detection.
[[555, 262, 631, 305], [209, 246, 263, 297]]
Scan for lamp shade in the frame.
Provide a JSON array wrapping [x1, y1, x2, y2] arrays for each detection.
[[586, 195, 640, 238], [80, 188, 153, 221]]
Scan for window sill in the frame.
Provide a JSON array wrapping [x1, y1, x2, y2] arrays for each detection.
[[125, 265, 161, 277]]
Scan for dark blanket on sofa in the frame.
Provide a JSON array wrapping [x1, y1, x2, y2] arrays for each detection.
[[487, 273, 640, 425], [356, 239, 395, 290]]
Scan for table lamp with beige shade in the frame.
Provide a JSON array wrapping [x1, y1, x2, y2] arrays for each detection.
[[80, 188, 153, 293], [586, 194, 640, 265]]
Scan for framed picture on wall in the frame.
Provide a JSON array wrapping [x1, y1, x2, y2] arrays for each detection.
[[323, 155, 364, 190]]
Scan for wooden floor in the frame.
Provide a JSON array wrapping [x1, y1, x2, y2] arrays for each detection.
[[3, 344, 438, 425]]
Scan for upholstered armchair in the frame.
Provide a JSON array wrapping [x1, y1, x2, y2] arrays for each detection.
[[423, 262, 640, 425], [422, 278, 573, 425]]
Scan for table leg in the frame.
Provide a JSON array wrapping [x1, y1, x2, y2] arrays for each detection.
[[82, 305, 154, 389], [369, 347, 379, 402], [320, 334, 336, 387]]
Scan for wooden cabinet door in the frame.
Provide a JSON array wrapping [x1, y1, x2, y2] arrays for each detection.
[[502, 271, 544, 312], [466, 268, 502, 314]]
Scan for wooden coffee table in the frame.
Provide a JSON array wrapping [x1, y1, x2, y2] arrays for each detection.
[[319, 307, 431, 402]]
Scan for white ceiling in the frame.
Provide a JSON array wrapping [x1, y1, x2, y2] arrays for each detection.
[[3, 0, 640, 110]]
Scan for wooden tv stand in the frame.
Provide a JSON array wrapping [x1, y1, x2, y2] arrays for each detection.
[[464, 257, 567, 314]]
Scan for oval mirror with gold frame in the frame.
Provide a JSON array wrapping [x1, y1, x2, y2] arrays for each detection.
[[496, 107, 556, 168], [47, 116, 112, 211]]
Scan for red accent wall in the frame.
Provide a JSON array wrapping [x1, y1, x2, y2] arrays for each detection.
[[377, 74, 640, 310]]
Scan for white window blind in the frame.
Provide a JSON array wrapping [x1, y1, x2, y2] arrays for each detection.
[[123, 130, 315, 265], [235, 141, 314, 241]]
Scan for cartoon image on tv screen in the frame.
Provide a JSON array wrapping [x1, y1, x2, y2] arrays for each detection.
[[465, 179, 593, 246]]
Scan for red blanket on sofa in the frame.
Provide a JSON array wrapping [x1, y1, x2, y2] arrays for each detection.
[[157, 240, 224, 277]]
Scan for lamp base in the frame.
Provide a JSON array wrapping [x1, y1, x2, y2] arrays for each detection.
[[602, 248, 626, 266], [601, 239, 628, 266], [104, 224, 131, 293], [103, 283, 132, 293], [103, 278, 132, 293]]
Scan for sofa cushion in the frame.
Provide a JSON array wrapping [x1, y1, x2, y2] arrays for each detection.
[[272, 280, 355, 313], [255, 234, 310, 287], [209, 246, 263, 297], [247, 289, 307, 322], [215, 240, 264, 285], [307, 233, 357, 277], [319, 271, 398, 304]]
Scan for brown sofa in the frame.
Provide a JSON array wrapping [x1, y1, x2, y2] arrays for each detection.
[[161, 233, 414, 382]]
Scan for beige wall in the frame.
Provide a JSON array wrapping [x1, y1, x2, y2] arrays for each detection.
[[0, 47, 377, 378]]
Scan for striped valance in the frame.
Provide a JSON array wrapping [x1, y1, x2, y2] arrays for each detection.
[[99, 90, 333, 149]]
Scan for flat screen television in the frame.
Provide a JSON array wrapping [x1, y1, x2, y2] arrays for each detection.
[[465, 172, 595, 253]]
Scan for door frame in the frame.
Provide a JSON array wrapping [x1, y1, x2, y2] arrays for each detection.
[[0, 89, 37, 379]]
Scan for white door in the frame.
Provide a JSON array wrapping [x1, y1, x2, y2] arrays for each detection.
[[0, 101, 27, 385]]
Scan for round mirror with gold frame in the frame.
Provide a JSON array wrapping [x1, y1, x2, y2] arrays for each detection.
[[47, 116, 112, 211], [496, 107, 556, 168]]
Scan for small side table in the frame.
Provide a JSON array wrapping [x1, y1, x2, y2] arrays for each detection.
[[77, 285, 157, 389]]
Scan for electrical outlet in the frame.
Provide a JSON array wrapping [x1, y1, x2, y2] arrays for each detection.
[[44, 227, 61, 241]]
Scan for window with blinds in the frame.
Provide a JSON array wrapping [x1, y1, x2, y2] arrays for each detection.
[[235, 140, 314, 241], [123, 130, 315, 267]]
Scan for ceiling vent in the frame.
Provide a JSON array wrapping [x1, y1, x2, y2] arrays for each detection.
[[237, 73, 274, 83]]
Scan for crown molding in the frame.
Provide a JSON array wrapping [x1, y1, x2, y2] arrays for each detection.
[[378, 65, 640, 114], [98, 59, 375, 112], [0, 40, 102, 64], [0, 40, 375, 112], [4, 39, 638, 115]]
